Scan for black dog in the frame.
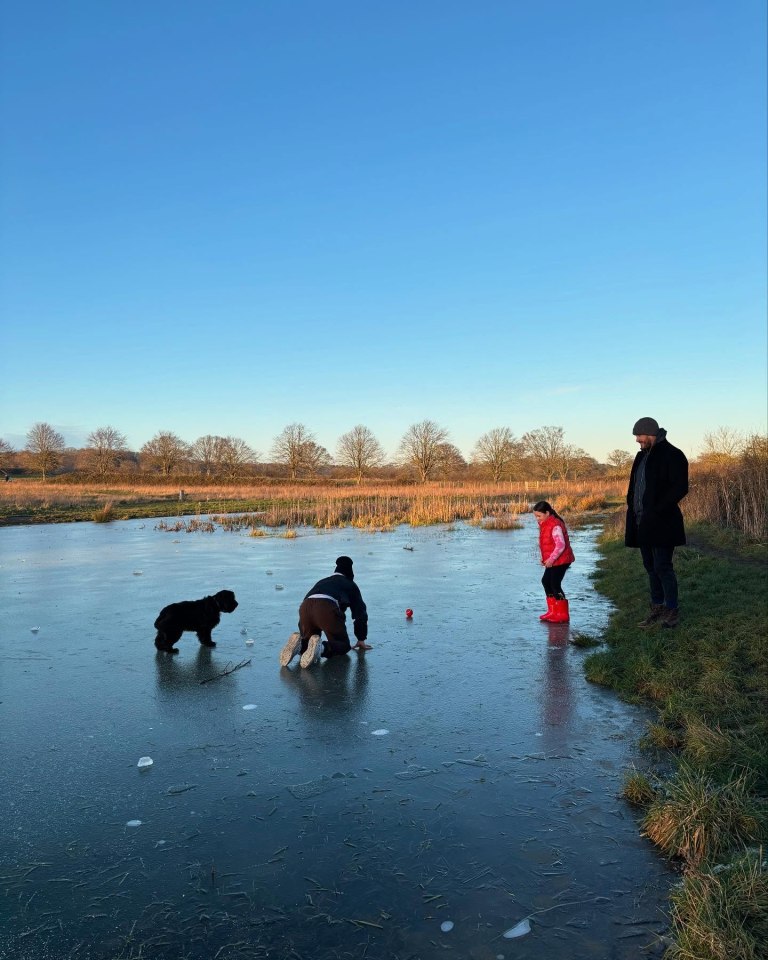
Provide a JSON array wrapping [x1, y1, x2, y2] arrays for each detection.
[[154, 590, 238, 654]]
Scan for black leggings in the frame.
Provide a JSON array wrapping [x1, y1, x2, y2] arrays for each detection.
[[542, 563, 570, 599]]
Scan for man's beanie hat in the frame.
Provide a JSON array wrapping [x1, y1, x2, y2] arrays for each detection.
[[335, 555, 354, 578], [632, 417, 660, 436]]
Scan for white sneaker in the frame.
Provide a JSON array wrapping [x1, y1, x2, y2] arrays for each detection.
[[300, 634, 322, 668], [279, 632, 302, 667]]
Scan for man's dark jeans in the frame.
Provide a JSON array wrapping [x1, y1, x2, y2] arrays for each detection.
[[639, 545, 678, 609]]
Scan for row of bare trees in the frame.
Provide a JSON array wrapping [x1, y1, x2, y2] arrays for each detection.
[[1, 421, 761, 484]]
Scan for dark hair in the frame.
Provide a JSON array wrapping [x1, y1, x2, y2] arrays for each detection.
[[532, 500, 564, 521]]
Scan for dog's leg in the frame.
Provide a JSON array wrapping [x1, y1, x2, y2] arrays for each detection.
[[155, 628, 181, 654], [196, 629, 216, 647]]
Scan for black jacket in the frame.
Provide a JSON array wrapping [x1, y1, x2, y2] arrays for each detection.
[[625, 433, 688, 547], [304, 573, 368, 642]]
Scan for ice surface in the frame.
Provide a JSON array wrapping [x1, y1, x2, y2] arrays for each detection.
[[0, 518, 671, 960]]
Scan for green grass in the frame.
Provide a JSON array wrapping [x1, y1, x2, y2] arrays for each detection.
[[589, 520, 768, 958], [667, 848, 768, 960]]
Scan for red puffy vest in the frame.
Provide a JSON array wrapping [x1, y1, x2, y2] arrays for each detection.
[[539, 514, 575, 566]]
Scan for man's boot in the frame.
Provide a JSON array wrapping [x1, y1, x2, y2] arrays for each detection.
[[540, 596, 556, 621], [637, 603, 664, 628], [661, 607, 679, 629]]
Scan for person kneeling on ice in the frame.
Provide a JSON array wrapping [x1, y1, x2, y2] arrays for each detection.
[[533, 501, 575, 623], [279, 555, 372, 669]]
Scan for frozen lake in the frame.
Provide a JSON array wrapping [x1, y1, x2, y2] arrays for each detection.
[[0, 516, 671, 959]]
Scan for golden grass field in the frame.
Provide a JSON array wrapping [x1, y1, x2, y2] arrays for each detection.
[[0, 477, 625, 528]]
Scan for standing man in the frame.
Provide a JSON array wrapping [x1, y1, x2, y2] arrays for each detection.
[[279, 555, 371, 668], [625, 417, 689, 628]]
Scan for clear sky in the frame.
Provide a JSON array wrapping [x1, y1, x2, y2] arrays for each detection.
[[1, 0, 766, 464]]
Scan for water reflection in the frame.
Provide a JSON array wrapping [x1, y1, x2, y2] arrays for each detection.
[[279, 654, 370, 724], [542, 621, 574, 733], [152, 647, 241, 712], [154, 645, 215, 691]]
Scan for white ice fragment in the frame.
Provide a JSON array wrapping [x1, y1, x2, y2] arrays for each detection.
[[503, 918, 531, 939], [440, 920, 454, 932], [371, 729, 389, 736], [125, 819, 142, 828], [137, 756, 153, 769], [535, 732, 543, 737], [245, 639, 255, 646], [242, 704, 257, 710], [155, 840, 166, 846], [30, 627, 40, 633]]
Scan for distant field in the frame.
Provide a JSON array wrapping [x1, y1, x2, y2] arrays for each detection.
[[0, 478, 624, 527]]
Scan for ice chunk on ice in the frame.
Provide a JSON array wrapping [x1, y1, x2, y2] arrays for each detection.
[[288, 775, 337, 799], [371, 729, 389, 736], [440, 921, 454, 932], [137, 756, 153, 769], [126, 820, 142, 828], [275, 584, 284, 590], [245, 639, 255, 646], [503, 918, 531, 939], [30, 627, 40, 634], [242, 704, 257, 710], [395, 765, 439, 780]]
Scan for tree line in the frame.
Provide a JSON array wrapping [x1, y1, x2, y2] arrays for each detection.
[[0, 420, 758, 484]]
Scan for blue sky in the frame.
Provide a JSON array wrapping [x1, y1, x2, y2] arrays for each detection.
[[1, 0, 765, 463]]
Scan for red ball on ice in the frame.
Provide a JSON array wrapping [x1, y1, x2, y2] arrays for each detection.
[[405, 608, 414, 619]]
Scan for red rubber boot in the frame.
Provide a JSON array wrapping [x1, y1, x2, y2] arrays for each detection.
[[540, 596, 556, 621], [550, 598, 570, 623]]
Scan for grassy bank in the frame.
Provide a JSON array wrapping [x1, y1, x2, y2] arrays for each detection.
[[586, 519, 768, 959]]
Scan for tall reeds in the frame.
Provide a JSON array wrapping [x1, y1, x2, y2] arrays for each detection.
[[686, 439, 768, 542]]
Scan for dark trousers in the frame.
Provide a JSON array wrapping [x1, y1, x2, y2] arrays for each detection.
[[542, 563, 570, 599], [298, 597, 351, 659], [639, 545, 678, 608]]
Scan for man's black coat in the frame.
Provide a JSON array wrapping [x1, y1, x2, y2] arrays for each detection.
[[625, 435, 688, 547]]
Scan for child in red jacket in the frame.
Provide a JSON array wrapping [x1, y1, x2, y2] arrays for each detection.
[[533, 500, 575, 623]]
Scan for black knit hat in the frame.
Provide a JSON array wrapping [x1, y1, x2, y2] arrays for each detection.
[[335, 555, 354, 579], [632, 417, 660, 436]]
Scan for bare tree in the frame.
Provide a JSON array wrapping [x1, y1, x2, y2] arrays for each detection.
[[218, 436, 258, 479], [140, 431, 190, 476], [303, 441, 332, 478], [271, 423, 319, 479], [0, 438, 14, 477], [86, 426, 129, 477], [435, 442, 467, 479], [398, 420, 449, 482], [336, 425, 385, 483], [567, 449, 601, 480], [191, 435, 222, 476], [26, 422, 65, 480], [700, 426, 745, 466], [472, 427, 519, 481], [606, 449, 634, 473], [520, 425, 572, 480]]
